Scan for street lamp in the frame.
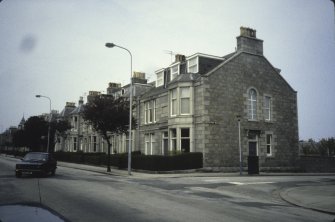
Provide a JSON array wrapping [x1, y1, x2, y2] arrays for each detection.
[[105, 42, 133, 176], [36, 95, 51, 153], [236, 115, 242, 176]]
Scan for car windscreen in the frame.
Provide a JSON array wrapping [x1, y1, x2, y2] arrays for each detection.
[[23, 153, 48, 161]]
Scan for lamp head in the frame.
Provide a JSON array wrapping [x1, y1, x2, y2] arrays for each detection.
[[35, 95, 41, 98], [105, 43, 116, 48], [236, 115, 241, 121]]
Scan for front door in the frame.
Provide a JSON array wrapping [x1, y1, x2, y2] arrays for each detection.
[[249, 142, 257, 156]]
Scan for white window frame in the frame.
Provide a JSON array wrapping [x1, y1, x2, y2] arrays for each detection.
[[154, 99, 158, 122], [170, 128, 177, 152], [266, 134, 272, 156], [248, 89, 257, 120], [180, 87, 191, 115], [156, 70, 164, 87], [180, 128, 190, 152], [169, 127, 192, 153], [187, 56, 199, 73], [144, 102, 148, 124], [148, 101, 153, 123], [264, 96, 272, 121], [145, 133, 155, 155], [170, 64, 180, 81], [162, 131, 168, 155], [170, 87, 192, 117], [170, 89, 178, 116], [144, 100, 156, 124]]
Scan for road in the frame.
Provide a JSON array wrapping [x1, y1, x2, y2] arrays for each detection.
[[0, 156, 334, 222]]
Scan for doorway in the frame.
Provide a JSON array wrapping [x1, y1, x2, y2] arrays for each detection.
[[249, 141, 257, 156]]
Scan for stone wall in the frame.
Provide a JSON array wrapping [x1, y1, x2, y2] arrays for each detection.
[[203, 52, 299, 168]]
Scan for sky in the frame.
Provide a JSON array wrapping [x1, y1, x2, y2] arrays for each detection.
[[0, 0, 334, 140]]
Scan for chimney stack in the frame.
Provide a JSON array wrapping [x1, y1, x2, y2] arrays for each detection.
[[132, 71, 147, 84], [107, 82, 121, 94], [175, 54, 186, 63], [237, 27, 263, 55], [78, 96, 84, 105]]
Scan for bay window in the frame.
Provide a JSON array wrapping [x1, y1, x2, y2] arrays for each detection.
[[170, 87, 191, 116]]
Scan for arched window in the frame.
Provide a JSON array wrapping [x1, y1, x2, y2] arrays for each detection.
[[248, 89, 257, 120]]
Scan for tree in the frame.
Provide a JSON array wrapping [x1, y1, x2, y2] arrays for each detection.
[[318, 137, 335, 157], [12, 129, 27, 148], [23, 116, 48, 151], [82, 95, 135, 172], [50, 119, 71, 152]]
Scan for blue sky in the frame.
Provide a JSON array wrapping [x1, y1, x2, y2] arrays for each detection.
[[0, 0, 334, 140]]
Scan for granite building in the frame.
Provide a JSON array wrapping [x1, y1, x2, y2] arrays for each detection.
[[137, 27, 299, 170], [54, 27, 299, 171]]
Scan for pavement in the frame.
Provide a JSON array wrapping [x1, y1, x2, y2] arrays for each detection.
[[1, 154, 335, 215]]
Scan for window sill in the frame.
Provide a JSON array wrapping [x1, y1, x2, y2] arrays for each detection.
[[247, 119, 258, 122], [144, 122, 157, 125]]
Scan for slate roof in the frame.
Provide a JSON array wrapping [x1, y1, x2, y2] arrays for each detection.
[[69, 104, 85, 115], [169, 73, 201, 84], [59, 106, 76, 117], [141, 85, 168, 100]]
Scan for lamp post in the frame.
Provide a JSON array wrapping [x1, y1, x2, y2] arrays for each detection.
[[105, 42, 133, 176], [236, 115, 242, 176], [36, 95, 51, 153]]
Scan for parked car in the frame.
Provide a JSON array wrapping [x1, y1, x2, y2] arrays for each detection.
[[15, 152, 57, 177]]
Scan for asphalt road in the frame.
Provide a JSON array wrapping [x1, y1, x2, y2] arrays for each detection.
[[0, 156, 334, 222]]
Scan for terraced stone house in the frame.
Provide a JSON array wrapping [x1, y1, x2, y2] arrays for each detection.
[[55, 27, 299, 171]]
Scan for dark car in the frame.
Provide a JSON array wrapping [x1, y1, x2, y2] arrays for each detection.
[[15, 152, 57, 177]]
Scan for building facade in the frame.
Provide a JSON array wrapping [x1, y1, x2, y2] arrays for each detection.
[[54, 27, 299, 170], [136, 27, 299, 170]]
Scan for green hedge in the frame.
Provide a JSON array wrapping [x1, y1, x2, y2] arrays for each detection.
[[53, 151, 203, 171], [54, 151, 107, 165], [132, 152, 203, 171]]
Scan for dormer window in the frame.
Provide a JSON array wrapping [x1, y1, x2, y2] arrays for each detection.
[[187, 56, 198, 73], [170, 64, 179, 81], [155, 69, 164, 87]]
